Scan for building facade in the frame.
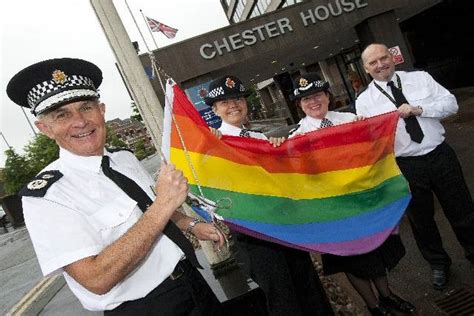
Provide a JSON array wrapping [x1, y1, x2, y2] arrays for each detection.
[[221, 0, 306, 24], [141, 0, 473, 130], [107, 118, 155, 153]]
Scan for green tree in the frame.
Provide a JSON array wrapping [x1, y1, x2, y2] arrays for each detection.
[[3, 134, 59, 195], [134, 139, 147, 160], [24, 134, 59, 170], [3, 148, 33, 195], [130, 101, 143, 122]]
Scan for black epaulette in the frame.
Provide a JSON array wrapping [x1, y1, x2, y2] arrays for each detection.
[[288, 124, 301, 136], [106, 147, 134, 153], [19, 170, 63, 197]]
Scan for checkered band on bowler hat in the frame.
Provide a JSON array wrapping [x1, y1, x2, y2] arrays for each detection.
[[204, 75, 251, 106], [291, 72, 330, 100], [6, 58, 102, 116]]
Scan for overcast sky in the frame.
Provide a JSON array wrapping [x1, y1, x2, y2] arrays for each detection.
[[0, 0, 228, 167]]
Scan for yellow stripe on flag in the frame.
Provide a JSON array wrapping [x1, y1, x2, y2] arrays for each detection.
[[170, 148, 400, 199]]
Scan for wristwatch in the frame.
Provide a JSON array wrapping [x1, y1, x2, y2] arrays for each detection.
[[186, 218, 204, 235]]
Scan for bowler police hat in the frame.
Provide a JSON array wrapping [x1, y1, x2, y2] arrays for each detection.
[[6, 58, 102, 116], [204, 75, 251, 106], [291, 72, 330, 100]]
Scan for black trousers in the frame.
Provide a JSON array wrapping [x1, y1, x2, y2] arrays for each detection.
[[234, 233, 334, 316], [104, 260, 222, 316], [396, 142, 474, 270]]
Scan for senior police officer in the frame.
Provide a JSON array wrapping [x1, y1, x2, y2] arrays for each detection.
[[6, 58, 225, 315]]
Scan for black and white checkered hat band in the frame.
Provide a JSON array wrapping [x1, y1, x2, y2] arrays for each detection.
[[207, 86, 224, 98], [34, 89, 99, 115], [207, 84, 246, 99], [293, 80, 327, 96], [27, 75, 97, 110]]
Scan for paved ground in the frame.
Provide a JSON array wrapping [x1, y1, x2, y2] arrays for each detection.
[[1, 87, 473, 315], [0, 228, 43, 315]]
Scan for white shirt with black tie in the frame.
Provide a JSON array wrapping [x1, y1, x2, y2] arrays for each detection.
[[355, 71, 458, 157], [288, 111, 356, 138], [218, 121, 268, 140]]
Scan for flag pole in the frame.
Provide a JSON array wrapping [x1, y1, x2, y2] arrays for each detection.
[[140, 9, 160, 51], [124, 0, 152, 52], [137, 9, 167, 97], [124, 1, 166, 93]]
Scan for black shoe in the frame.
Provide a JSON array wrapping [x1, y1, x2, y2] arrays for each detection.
[[432, 268, 448, 291], [369, 302, 393, 316], [380, 293, 416, 313]]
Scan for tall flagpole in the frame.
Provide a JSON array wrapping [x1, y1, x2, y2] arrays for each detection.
[[138, 10, 168, 94], [140, 9, 160, 50], [124, 0, 152, 52]]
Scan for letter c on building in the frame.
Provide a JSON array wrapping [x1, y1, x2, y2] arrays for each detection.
[[200, 43, 216, 60]]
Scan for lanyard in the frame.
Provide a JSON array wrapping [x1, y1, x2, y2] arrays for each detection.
[[373, 74, 402, 106]]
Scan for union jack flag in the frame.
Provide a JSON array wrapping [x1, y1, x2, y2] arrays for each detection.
[[146, 17, 178, 39]]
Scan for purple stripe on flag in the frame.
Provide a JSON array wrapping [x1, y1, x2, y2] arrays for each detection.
[[225, 222, 398, 256]]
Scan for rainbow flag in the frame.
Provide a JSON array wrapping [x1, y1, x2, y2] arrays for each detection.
[[163, 82, 410, 255]]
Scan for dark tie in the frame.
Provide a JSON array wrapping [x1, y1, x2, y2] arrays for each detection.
[[239, 128, 251, 137], [320, 118, 334, 129], [101, 156, 201, 268], [387, 81, 424, 143]]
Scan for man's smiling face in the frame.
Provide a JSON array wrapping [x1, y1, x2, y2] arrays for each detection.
[[35, 99, 107, 156]]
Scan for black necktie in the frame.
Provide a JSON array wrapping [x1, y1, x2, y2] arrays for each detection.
[[387, 81, 424, 143], [320, 118, 334, 129], [101, 156, 201, 268], [239, 128, 251, 137]]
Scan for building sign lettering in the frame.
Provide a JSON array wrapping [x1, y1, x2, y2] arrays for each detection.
[[300, 0, 368, 26], [199, 0, 368, 60], [200, 18, 293, 59]]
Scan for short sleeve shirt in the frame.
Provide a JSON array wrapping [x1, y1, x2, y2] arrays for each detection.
[[22, 148, 183, 311]]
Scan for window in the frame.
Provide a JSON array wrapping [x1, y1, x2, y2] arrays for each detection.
[[234, 0, 245, 21], [256, 0, 269, 13]]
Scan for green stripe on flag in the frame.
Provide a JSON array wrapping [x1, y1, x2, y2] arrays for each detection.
[[191, 175, 409, 225]]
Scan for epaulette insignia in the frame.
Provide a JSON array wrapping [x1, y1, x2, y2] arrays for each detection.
[[19, 170, 63, 197], [288, 124, 301, 136], [106, 147, 133, 153]]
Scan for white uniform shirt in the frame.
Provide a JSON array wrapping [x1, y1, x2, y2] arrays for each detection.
[[218, 121, 268, 140], [22, 148, 183, 311], [288, 111, 356, 138], [356, 71, 458, 157]]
